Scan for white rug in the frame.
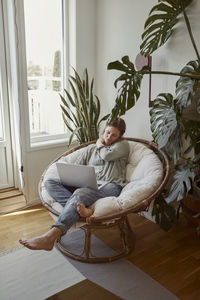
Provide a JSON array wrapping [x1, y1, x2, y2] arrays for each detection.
[[0, 246, 85, 300]]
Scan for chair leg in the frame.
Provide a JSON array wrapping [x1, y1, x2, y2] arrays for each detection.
[[56, 219, 135, 263], [118, 218, 126, 250], [118, 217, 133, 254], [125, 215, 133, 233], [83, 228, 92, 259]]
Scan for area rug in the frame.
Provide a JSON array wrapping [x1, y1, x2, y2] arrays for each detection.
[[55, 229, 180, 300], [0, 246, 85, 300]]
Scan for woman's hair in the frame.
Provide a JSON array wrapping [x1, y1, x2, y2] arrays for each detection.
[[107, 117, 126, 137]]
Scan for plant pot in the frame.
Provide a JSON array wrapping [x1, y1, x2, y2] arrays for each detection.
[[181, 192, 200, 227]]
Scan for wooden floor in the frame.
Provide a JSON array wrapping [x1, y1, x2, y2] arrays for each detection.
[[0, 194, 200, 300], [0, 187, 26, 214]]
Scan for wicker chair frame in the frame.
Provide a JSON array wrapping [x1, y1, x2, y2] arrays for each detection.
[[39, 137, 170, 263]]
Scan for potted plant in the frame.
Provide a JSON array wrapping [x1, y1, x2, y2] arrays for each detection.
[[60, 68, 109, 146], [107, 0, 200, 231]]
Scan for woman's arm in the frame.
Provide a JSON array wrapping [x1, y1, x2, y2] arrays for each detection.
[[74, 148, 88, 165], [96, 139, 129, 161]]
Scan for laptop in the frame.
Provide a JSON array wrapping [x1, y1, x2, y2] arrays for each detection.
[[56, 162, 98, 190]]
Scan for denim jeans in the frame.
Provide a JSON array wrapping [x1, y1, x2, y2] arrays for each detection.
[[45, 179, 122, 235]]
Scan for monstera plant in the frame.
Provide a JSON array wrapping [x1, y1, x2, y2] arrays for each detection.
[[107, 0, 200, 231], [60, 68, 109, 146]]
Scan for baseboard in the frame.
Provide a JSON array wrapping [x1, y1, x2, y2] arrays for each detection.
[[25, 197, 42, 207]]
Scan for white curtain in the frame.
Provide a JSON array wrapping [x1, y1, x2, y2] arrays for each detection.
[[3, 0, 26, 193]]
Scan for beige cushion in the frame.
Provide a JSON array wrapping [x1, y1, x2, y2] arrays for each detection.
[[41, 141, 163, 220]]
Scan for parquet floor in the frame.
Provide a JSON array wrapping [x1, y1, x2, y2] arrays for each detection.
[[0, 189, 200, 300]]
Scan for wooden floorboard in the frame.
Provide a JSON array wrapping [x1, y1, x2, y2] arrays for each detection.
[[0, 190, 23, 200], [0, 188, 26, 215], [0, 201, 200, 300], [0, 187, 17, 193], [0, 204, 53, 253]]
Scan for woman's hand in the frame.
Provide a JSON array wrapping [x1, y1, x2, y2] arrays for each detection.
[[96, 138, 105, 148]]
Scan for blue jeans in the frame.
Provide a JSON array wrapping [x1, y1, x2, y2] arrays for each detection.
[[45, 179, 122, 235]]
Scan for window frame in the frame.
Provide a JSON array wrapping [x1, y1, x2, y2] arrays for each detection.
[[23, 0, 70, 147]]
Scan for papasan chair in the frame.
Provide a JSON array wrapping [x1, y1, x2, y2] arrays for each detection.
[[39, 137, 170, 263]]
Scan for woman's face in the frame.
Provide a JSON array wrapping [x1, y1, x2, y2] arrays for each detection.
[[103, 126, 121, 146]]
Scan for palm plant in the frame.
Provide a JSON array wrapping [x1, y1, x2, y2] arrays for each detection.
[[107, 0, 200, 230], [60, 68, 109, 146]]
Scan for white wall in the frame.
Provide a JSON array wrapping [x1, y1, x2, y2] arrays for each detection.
[[76, 0, 96, 76], [95, 0, 156, 139], [94, 0, 200, 139], [25, 144, 69, 205]]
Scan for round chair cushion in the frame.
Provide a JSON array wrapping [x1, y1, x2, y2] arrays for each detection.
[[41, 141, 163, 222]]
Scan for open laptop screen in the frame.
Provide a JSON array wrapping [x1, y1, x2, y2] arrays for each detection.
[[56, 162, 98, 190]]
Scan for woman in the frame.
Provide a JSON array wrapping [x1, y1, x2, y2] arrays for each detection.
[[19, 118, 129, 251]]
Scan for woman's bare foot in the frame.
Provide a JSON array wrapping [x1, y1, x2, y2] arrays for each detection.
[[19, 236, 55, 251], [19, 227, 62, 251], [77, 202, 94, 217]]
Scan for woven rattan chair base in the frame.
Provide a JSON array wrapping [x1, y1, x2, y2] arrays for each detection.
[[56, 215, 134, 263]]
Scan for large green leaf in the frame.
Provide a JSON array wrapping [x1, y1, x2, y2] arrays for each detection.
[[165, 164, 195, 203], [150, 93, 178, 148], [166, 125, 182, 164], [140, 0, 194, 56], [107, 56, 148, 121], [150, 93, 184, 163], [175, 60, 200, 110]]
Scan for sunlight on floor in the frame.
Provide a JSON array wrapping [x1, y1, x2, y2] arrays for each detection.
[[0, 208, 43, 217]]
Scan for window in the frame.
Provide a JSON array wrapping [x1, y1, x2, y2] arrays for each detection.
[[24, 0, 68, 143]]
